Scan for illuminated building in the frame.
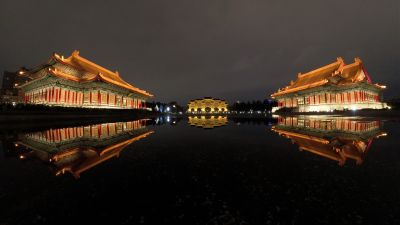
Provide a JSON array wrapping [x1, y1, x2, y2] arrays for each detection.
[[272, 116, 387, 166], [188, 116, 228, 129], [187, 97, 228, 113], [271, 57, 388, 112], [0, 70, 30, 103], [15, 120, 153, 178], [17, 50, 153, 109]]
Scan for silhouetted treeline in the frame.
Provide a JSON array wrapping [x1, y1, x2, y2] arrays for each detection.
[[229, 99, 277, 112]]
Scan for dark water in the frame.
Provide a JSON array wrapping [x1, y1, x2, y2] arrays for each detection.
[[1, 115, 400, 225]]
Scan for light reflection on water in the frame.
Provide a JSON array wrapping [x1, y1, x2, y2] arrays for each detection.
[[11, 119, 154, 178], [188, 115, 228, 129], [4, 115, 389, 178], [271, 116, 387, 166], [1, 115, 399, 224]]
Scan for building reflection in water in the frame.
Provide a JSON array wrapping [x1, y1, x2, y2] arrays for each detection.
[[272, 116, 387, 166], [14, 119, 154, 178], [188, 116, 228, 129]]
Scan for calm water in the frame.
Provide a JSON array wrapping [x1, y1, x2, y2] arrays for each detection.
[[1, 115, 400, 225]]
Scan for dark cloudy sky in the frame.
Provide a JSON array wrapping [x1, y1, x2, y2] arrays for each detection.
[[1, 0, 399, 104]]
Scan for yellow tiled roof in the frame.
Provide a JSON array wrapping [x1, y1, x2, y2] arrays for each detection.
[[271, 57, 382, 97], [52, 50, 153, 97]]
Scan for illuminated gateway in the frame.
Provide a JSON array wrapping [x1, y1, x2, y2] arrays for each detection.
[[187, 97, 228, 114], [271, 57, 387, 112], [18, 50, 153, 109]]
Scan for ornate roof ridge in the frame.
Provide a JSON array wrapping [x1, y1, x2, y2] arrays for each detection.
[[297, 57, 344, 78], [270, 57, 387, 98], [340, 57, 362, 72], [52, 51, 153, 97], [189, 97, 227, 102]]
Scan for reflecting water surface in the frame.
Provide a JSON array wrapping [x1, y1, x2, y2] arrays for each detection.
[[272, 116, 387, 166], [14, 120, 153, 178], [1, 115, 400, 224], [188, 115, 228, 128]]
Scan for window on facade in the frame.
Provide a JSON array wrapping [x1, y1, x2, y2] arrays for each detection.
[[91, 91, 97, 104], [84, 92, 90, 103], [304, 119, 310, 128], [101, 93, 107, 104], [305, 96, 310, 105]]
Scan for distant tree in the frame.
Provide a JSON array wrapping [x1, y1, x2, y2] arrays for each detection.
[[229, 99, 277, 112]]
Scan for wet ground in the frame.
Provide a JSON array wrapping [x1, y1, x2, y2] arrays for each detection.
[[1, 116, 400, 225]]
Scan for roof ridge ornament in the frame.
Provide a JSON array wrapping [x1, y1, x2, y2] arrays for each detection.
[[72, 50, 80, 56], [53, 52, 65, 61], [354, 57, 362, 64]]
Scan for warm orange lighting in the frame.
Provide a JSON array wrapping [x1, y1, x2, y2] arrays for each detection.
[[271, 117, 385, 166], [376, 132, 388, 138], [52, 50, 153, 97], [375, 84, 387, 89]]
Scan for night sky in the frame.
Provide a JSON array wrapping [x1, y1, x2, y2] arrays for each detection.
[[1, 0, 399, 104]]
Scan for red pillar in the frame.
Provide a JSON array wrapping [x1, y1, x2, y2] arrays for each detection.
[[68, 90, 70, 105], [64, 89, 67, 103], [354, 91, 357, 102], [55, 88, 59, 103], [51, 87, 55, 102], [98, 91, 101, 105]]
